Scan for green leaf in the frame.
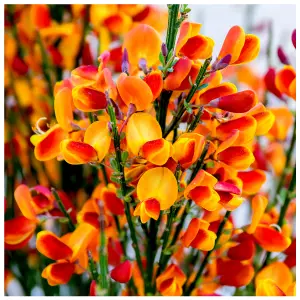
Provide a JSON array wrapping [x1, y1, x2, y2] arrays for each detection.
[[167, 50, 174, 62], [159, 52, 165, 65], [171, 58, 178, 67], [124, 196, 132, 203], [110, 157, 119, 171], [197, 83, 209, 91], [167, 67, 174, 73], [116, 189, 123, 199], [158, 65, 164, 71], [206, 161, 215, 168], [184, 99, 193, 114], [223, 229, 232, 235], [120, 132, 126, 140], [125, 186, 135, 197], [121, 151, 129, 163], [110, 176, 121, 184]]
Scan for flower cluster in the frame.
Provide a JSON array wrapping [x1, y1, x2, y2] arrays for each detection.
[[4, 4, 296, 297]]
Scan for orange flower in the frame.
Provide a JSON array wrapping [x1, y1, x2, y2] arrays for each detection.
[[268, 107, 294, 141], [215, 131, 255, 170], [54, 86, 74, 132], [140, 138, 173, 166], [275, 65, 296, 100], [238, 170, 266, 195], [101, 184, 125, 215], [256, 279, 285, 296], [176, 22, 214, 60], [255, 262, 293, 293], [182, 218, 217, 251], [218, 26, 260, 65], [60, 139, 98, 165], [253, 224, 291, 252], [37, 223, 97, 286], [4, 216, 36, 250], [156, 264, 186, 296], [143, 71, 163, 100], [216, 115, 257, 145], [265, 142, 286, 176], [126, 112, 162, 156], [72, 85, 108, 112], [31, 124, 66, 161], [217, 258, 254, 287], [172, 133, 205, 168], [246, 104, 275, 136], [184, 170, 220, 211], [84, 120, 111, 162], [117, 73, 153, 110], [30, 5, 51, 29], [208, 90, 257, 113], [164, 57, 192, 91], [134, 167, 178, 223], [123, 24, 161, 67], [198, 82, 237, 105]]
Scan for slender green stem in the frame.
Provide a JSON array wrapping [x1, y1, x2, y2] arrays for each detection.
[[51, 188, 75, 231], [88, 250, 99, 282], [100, 164, 109, 185], [271, 117, 296, 206], [164, 58, 212, 138], [261, 165, 296, 268], [98, 200, 109, 294], [107, 103, 145, 285], [188, 106, 204, 132], [165, 5, 180, 56], [156, 142, 210, 274], [158, 90, 172, 134], [184, 211, 232, 295]]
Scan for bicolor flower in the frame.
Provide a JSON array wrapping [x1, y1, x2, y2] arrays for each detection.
[[218, 25, 260, 65], [134, 167, 178, 223], [184, 170, 220, 211], [123, 24, 161, 67], [156, 264, 186, 296], [176, 22, 214, 60], [255, 262, 293, 294], [117, 73, 153, 110], [275, 65, 296, 100], [182, 218, 217, 251], [172, 133, 205, 168], [36, 223, 97, 286], [31, 124, 66, 161], [126, 112, 162, 156]]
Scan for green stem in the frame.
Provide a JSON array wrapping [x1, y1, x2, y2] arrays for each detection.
[[100, 164, 109, 185], [158, 90, 172, 134], [163, 58, 212, 138], [156, 141, 210, 274], [146, 217, 159, 294], [98, 201, 109, 294], [51, 188, 75, 231], [188, 106, 204, 132], [165, 5, 180, 56], [88, 250, 99, 282], [271, 117, 296, 206], [184, 211, 231, 295], [107, 103, 145, 285]]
